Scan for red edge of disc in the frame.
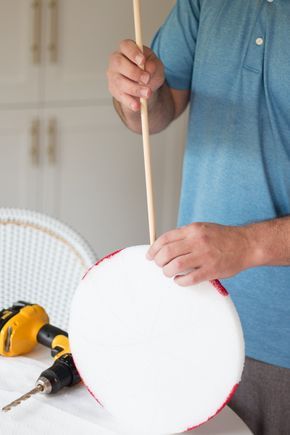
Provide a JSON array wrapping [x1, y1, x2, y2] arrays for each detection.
[[186, 383, 239, 432], [82, 248, 123, 280], [210, 279, 229, 296], [72, 355, 104, 407]]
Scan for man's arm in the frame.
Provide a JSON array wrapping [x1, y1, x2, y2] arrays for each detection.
[[107, 40, 190, 134], [146, 217, 290, 287], [247, 216, 290, 266]]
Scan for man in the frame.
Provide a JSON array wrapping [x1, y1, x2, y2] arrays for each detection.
[[107, 1, 290, 433]]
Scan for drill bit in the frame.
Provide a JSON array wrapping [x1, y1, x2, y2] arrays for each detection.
[[2, 384, 44, 413]]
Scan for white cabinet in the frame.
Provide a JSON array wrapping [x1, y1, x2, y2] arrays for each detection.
[[42, 0, 109, 103], [0, 0, 175, 106], [42, 105, 150, 252], [0, 105, 185, 255], [0, 0, 105, 105], [0, 109, 40, 208], [0, 1, 40, 105], [42, 105, 186, 255]]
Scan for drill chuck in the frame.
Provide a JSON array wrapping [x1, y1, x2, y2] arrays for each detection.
[[37, 354, 81, 394]]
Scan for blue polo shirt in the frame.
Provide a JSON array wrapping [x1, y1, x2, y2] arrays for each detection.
[[152, 0, 290, 369]]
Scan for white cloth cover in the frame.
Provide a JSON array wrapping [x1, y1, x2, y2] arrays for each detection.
[[0, 349, 252, 435], [69, 246, 245, 435]]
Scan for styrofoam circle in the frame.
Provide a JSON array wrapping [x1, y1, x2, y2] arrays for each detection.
[[69, 245, 245, 434]]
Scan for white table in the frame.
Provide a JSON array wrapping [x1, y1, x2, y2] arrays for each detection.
[[0, 348, 252, 435]]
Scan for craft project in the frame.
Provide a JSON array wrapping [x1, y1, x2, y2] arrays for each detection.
[[70, 2, 244, 433], [69, 245, 245, 434]]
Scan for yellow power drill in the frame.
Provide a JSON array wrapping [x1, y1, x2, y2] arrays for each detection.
[[0, 301, 81, 412]]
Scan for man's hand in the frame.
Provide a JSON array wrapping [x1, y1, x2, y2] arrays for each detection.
[[107, 39, 165, 112], [146, 222, 256, 286], [107, 39, 190, 133]]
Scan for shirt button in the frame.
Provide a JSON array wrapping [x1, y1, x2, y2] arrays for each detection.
[[256, 37, 264, 46]]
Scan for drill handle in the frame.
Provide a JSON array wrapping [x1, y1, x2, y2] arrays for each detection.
[[37, 324, 68, 348], [37, 324, 70, 360]]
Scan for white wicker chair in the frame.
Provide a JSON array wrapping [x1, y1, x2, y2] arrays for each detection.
[[0, 208, 97, 330]]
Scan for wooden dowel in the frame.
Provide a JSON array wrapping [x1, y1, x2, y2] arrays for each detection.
[[133, 0, 156, 245]]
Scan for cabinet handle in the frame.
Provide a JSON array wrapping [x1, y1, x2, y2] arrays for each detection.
[[48, 0, 58, 63], [47, 119, 57, 164], [31, 0, 41, 64], [30, 120, 40, 166]]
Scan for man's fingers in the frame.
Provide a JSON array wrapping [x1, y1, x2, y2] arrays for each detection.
[[174, 268, 209, 287], [118, 92, 140, 112], [118, 41, 162, 85], [119, 39, 146, 67], [147, 227, 186, 260], [109, 73, 152, 109], [162, 253, 198, 278], [107, 41, 165, 106], [110, 53, 150, 85], [145, 58, 157, 77], [153, 239, 192, 268], [116, 74, 151, 98]]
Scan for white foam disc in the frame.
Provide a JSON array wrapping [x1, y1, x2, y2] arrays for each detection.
[[69, 245, 245, 434]]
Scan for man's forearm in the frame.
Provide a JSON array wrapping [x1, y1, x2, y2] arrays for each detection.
[[113, 82, 175, 135], [246, 216, 290, 267]]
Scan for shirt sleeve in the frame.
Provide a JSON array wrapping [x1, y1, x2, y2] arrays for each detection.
[[151, 0, 200, 90]]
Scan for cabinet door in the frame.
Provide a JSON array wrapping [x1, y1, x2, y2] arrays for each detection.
[[0, 109, 41, 209], [42, 105, 185, 257], [0, 0, 41, 106], [42, 0, 175, 104]]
